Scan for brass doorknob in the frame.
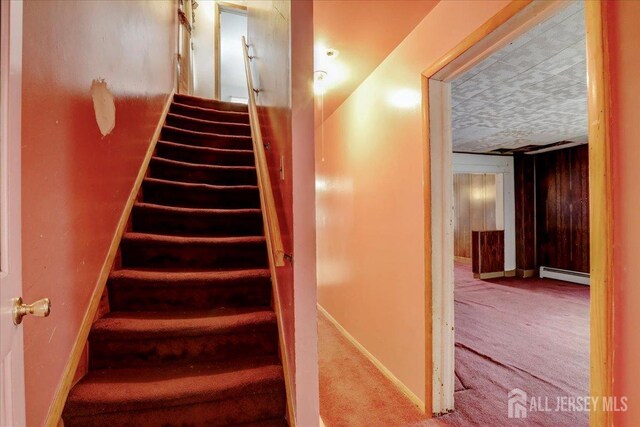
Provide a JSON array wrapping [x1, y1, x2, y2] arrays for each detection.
[[13, 297, 51, 325]]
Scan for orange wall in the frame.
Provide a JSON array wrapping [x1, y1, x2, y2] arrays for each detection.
[[316, 0, 512, 404], [21, 1, 176, 425], [248, 1, 319, 424], [608, 1, 640, 424]]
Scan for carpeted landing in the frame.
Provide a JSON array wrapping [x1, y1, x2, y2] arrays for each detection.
[[62, 94, 287, 427], [319, 262, 589, 426]]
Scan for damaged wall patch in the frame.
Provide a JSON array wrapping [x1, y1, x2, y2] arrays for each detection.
[[90, 79, 115, 137]]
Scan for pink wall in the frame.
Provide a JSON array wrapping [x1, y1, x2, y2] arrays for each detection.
[[247, 1, 319, 424], [608, 1, 640, 424], [316, 0, 512, 405], [21, 1, 176, 425]]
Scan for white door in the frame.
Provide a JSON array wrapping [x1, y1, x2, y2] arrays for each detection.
[[0, 1, 25, 425]]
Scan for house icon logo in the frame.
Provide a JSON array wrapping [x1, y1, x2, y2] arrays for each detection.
[[508, 388, 528, 418]]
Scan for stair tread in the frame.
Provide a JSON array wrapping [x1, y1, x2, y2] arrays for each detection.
[[122, 232, 265, 244], [109, 268, 271, 285], [110, 268, 270, 282], [64, 356, 283, 417], [162, 124, 252, 141], [171, 101, 249, 118], [167, 112, 251, 130], [151, 156, 256, 172], [174, 94, 249, 112], [158, 140, 253, 155], [92, 308, 276, 339], [143, 176, 258, 191], [134, 202, 261, 215]]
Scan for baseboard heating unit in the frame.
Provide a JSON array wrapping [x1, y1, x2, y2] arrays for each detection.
[[539, 266, 590, 286]]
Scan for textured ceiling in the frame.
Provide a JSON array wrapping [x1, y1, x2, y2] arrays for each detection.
[[452, 1, 587, 153], [314, 0, 439, 119]]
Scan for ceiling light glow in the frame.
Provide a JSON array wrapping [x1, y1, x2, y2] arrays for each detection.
[[387, 88, 421, 109], [314, 71, 328, 95]]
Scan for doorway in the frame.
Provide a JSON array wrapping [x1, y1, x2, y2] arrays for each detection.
[[425, 0, 611, 425], [215, 2, 248, 103]]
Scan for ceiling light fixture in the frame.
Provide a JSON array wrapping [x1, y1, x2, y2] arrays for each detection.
[[324, 48, 339, 59], [313, 44, 348, 96], [314, 70, 328, 96]]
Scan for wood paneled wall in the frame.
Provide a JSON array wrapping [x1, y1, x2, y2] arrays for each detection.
[[514, 154, 537, 276], [453, 173, 498, 258], [536, 144, 590, 273], [514, 145, 590, 275]]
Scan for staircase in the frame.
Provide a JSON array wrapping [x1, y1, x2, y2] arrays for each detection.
[[62, 94, 288, 427]]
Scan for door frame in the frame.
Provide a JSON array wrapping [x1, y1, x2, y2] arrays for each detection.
[[214, 1, 247, 100], [423, 1, 613, 425], [0, 0, 25, 425], [177, 0, 195, 94]]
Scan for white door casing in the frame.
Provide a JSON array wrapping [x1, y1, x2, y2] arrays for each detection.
[[0, 1, 25, 425], [429, 79, 455, 415]]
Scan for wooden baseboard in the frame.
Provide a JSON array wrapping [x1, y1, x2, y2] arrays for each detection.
[[504, 269, 516, 277], [317, 304, 426, 412], [474, 271, 505, 280], [45, 90, 175, 427], [516, 268, 536, 278]]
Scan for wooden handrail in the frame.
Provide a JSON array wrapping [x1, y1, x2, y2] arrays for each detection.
[[242, 37, 295, 425], [242, 36, 286, 267]]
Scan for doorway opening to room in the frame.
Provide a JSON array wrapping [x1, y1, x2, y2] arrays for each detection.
[[215, 2, 248, 103], [425, 1, 611, 426]]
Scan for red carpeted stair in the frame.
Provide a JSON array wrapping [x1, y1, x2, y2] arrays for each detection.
[[62, 94, 288, 427]]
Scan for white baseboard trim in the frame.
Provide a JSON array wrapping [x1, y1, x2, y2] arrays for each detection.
[[539, 266, 590, 285], [317, 304, 425, 412]]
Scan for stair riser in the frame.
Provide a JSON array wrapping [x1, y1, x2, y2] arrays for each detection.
[[161, 127, 253, 150], [120, 239, 268, 269], [170, 103, 250, 124], [142, 181, 260, 209], [132, 206, 263, 237], [149, 159, 258, 186], [174, 95, 249, 113], [108, 281, 272, 312], [63, 389, 286, 427], [166, 114, 252, 137], [89, 329, 278, 370], [156, 142, 255, 166]]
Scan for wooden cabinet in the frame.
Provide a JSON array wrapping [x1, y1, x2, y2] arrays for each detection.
[[472, 230, 505, 279]]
